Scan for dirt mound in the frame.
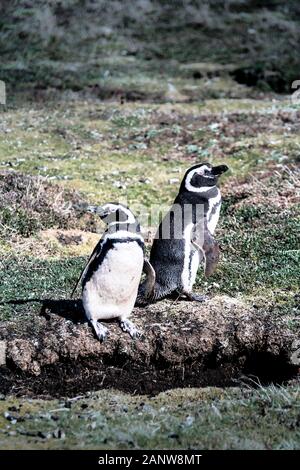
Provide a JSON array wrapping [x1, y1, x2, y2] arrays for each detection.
[[0, 296, 298, 397], [0, 171, 96, 238]]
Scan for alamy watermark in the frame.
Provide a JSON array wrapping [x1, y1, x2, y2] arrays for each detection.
[[0, 80, 6, 105], [291, 80, 300, 105], [290, 339, 300, 366], [75, 199, 206, 241]]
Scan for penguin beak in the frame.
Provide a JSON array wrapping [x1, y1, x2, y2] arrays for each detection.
[[86, 205, 107, 217], [211, 165, 229, 176]]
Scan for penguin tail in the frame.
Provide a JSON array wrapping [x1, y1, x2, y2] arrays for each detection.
[[136, 280, 173, 306], [136, 281, 152, 306]]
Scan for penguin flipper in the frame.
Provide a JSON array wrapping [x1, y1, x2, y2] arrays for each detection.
[[71, 240, 102, 298], [135, 259, 156, 305], [202, 230, 220, 277], [142, 258, 156, 299], [191, 222, 220, 277]]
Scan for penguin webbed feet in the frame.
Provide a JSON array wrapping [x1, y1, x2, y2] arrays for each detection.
[[119, 319, 140, 339], [90, 319, 109, 342], [180, 291, 208, 303]]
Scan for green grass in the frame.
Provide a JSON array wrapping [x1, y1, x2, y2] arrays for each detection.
[[0, 386, 300, 450], [206, 208, 300, 296], [0, 257, 82, 318]]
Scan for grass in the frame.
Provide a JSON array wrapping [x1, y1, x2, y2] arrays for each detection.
[[1, 1, 300, 97], [0, 0, 300, 450], [212, 206, 300, 295], [1, 386, 300, 450], [0, 256, 83, 320]]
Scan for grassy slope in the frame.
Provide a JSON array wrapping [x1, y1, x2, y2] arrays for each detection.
[[0, 0, 300, 450], [1, 100, 299, 316]]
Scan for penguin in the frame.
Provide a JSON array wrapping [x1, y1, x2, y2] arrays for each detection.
[[139, 163, 228, 303], [71, 203, 155, 342]]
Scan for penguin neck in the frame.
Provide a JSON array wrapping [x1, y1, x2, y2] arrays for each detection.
[[172, 186, 220, 233], [106, 221, 141, 235]]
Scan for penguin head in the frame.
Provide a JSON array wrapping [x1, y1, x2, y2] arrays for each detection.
[[86, 202, 136, 226], [180, 163, 228, 193]]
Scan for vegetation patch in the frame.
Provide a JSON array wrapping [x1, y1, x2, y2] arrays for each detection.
[[1, 385, 300, 450], [1, 1, 300, 102], [0, 171, 96, 238], [208, 166, 300, 296]]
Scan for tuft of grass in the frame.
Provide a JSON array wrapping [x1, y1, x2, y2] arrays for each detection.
[[0, 171, 95, 238]]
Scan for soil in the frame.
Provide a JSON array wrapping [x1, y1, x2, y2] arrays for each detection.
[[0, 295, 298, 397]]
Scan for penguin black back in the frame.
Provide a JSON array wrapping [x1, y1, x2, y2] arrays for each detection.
[[145, 163, 228, 302]]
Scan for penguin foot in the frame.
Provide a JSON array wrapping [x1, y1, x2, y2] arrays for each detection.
[[190, 293, 208, 302], [90, 320, 109, 342], [182, 291, 208, 303], [119, 319, 140, 339]]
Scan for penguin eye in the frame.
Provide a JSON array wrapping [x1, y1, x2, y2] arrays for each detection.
[[204, 169, 210, 175]]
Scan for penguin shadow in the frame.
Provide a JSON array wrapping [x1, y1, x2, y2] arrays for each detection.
[[0, 298, 86, 324], [40, 298, 86, 323], [41, 299, 138, 341]]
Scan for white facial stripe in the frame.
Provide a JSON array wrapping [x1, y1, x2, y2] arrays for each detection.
[[185, 166, 216, 192], [120, 207, 136, 224], [197, 165, 211, 176], [102, 203, 117, 212], [207, 189, 221, 234]]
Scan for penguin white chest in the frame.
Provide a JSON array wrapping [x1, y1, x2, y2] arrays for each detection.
[[82, 241, 144, 321]]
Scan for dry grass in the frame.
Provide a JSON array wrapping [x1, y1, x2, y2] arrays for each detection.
[[223, 165, 300, 211], [0, 171, 95, 238]]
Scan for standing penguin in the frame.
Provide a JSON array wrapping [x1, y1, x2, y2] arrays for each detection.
[[140, 163, 228, 303], [72, 203, 154, 341]]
